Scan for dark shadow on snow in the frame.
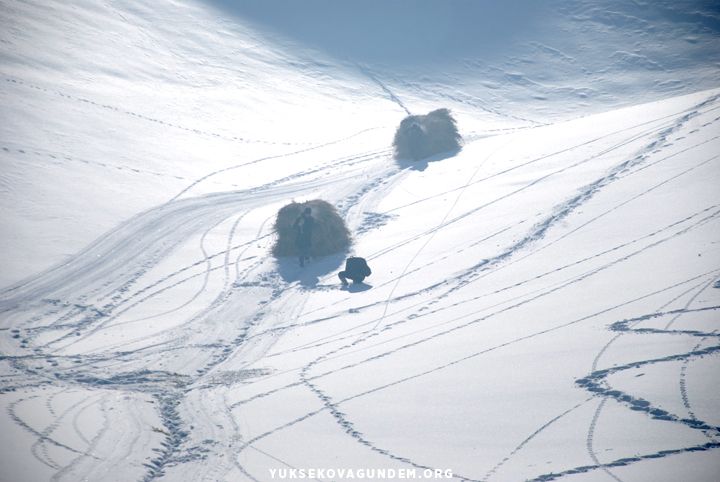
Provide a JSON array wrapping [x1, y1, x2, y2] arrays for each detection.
[[395, 147, 462, 172], [275, 250, 348, 288], [342, 283, 373, 293]]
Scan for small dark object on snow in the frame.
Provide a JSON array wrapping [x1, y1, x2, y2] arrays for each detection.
[[339, 256, 372, 285], [393, 108, 461, 161]]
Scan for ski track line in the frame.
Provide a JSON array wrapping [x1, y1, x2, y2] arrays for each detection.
[[3, 75, 324, 148], [246, 444, 306, 475], [590, 271, 718, 378], [116, 233, 267, 329], [437, 145, 720, 306], [365, 130, 520, 337], [481, 398, 593, 482], [367, 125, 719, 269], [7, 395, 96, 467], [69, 392, 105, 447], [168, 128, 391, 202], [586, 398, 624, 482], [679, 343, 702, 425], [39, 212, 230, 351], [110, 221, 227, 350], [664, 274, 720, 330], [33, 390, 104, 474], [301, 370, 482, 482], [94, 232, 270, 327], [356, 64, 412, 116], [219, 241, 652, 407], [113, 219, 253, 357], [57, 392, 113, 481]]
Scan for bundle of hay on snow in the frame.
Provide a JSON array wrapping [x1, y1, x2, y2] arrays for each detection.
[[272, 199, 351, 258], [393, 108, 462, 161]]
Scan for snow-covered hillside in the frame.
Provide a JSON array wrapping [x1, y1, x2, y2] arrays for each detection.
[[1, 1, 719, 481]]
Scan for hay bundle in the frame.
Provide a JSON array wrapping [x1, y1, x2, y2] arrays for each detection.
[[272, 199, 351, 257], [393, 108, 462, 161]]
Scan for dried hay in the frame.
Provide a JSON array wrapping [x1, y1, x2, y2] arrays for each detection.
[[393, 108, 462, 161], [272, 199, 351, 257]]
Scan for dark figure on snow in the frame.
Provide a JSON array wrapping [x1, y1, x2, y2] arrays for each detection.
[[407, 123, 424, 160], [293, 207, 314, 267], [339, 256, 372, 285]]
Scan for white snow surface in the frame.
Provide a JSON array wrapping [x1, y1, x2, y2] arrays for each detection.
[[1, 1, 719, 481]]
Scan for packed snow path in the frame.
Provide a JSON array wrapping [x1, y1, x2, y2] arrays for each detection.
[[2, 88, 719, 481]]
